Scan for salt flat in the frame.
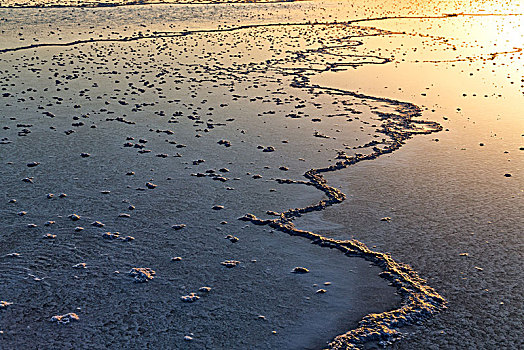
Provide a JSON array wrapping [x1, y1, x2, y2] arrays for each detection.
[[0, 0, 522, 349]]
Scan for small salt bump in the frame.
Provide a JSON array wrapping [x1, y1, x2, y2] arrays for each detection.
[[292, 267, 309, 274], [181, 293, 200, 303], [103, 232, 119, 239], [69, 214, 81, 221], [221, 260, 240, 268], [128, 267, 155, 283], [50, 313, 79, 324], [91, 221, 104, 228], [0, 301, 13, 309], [218, 139, 231, 147], [225, 235, 239, 243]]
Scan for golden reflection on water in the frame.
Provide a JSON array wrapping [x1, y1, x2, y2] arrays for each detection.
[[0, 1, 522, 349]]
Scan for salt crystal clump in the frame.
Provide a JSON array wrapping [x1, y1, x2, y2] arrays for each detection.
[[221, 260, 240, 268], [292, 267, 309, 274], [128, 267, 155, 282], [91, 221, 104, 227], [181, 293, 200, 303], [225, 235, 239, 243], [69, 214, 81, 221], [1, 301, 13, 309], [50, 312, 79, 324]]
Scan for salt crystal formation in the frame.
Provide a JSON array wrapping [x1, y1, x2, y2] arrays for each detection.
[[50, 313, 79, 324], [0, 301, 13, 309], [292, 267, 309, 274], [68, 214, 81, 221], [221, 260, 240, 268], [237, 96, 446, 348], [128, 267, 155, 283], [180, 293, 200, 303]]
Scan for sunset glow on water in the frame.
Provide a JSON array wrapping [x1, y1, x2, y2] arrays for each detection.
[[0, 0, 522, 349]]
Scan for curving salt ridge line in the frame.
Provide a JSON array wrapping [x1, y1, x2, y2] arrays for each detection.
[[0, 12, 509, 55], [239, 66, 445, 348], [240, 210, 446, 349]]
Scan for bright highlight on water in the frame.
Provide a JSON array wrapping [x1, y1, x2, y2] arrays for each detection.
[[0, 0, 522, 349]]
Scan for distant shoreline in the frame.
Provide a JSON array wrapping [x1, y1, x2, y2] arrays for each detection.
[[0, 0, 308, 9]]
